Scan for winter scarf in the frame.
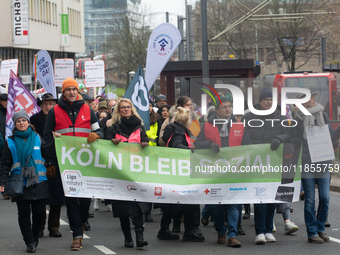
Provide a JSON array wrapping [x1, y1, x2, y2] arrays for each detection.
[[13, 127, 39, 187], [295, 103, 325, 139], [120, 115, 141, 136]]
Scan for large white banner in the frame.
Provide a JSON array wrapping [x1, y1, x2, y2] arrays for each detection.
[[55, 137, 302, 204], [54, 59, 74, 87], [33, 50, 56, 98], [0, 59, 19, 85], [145, 23, 181, 90], [85, 60, 105, 87], [13, 0, 29, 45]]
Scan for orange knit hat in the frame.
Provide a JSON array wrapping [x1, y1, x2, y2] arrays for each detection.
[[62, 77, 79, 93]]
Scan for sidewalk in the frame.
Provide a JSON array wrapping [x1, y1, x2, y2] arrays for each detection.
[[331, 172, 340, 193]]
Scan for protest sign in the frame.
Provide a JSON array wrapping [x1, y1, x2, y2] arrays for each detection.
[[54, 59, 74, 87], [55, 136, 301, 204], [6, 71, 40, 139], [85, 60, 105, 87], [0, 59, 19, 85], [33, 50, 56, 98]]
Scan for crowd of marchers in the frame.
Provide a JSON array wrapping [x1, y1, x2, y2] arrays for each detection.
[[0, 78, 339, 253]]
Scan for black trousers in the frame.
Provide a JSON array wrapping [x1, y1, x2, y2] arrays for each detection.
[[65, 197, 91, 239], [41, 205, 62, 231], [16, 199, 47, 245]]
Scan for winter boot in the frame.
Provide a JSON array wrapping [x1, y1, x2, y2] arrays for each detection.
[[135, 228, 148, 247], [122, 229, 133, 248]]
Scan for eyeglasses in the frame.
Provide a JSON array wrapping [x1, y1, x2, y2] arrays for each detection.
[[158, 99, 167, 103], [120, 106, 131, 110], [263, 98, 273, 103]]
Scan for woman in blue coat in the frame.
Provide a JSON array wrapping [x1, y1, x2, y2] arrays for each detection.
[[0, 109, 50, 253]]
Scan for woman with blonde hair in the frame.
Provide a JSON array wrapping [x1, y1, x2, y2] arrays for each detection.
[[161, 107, 205, 242], [105, 98, 149, 248]]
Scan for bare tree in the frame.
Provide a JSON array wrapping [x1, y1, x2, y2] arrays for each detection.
[[262, 0, 339, 71], [104, 5, 152, 87]]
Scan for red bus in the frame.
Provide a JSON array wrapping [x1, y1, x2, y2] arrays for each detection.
[[76, 58, 91, 78], [272, 72, 338, 128]]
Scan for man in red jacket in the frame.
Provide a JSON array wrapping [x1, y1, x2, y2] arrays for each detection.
[[44, 77, 103, 251]]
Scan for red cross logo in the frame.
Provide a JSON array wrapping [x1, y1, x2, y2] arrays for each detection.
[[204, 189, 210, 194]]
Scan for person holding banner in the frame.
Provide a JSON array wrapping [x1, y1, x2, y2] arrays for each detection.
[[294, 88, 334, 244], [194, 96, 252, 247], [162, 106, 205, 242], [43, 77, 103, 251], [0, 110, 50, 253], [105, 98, 149, 248]]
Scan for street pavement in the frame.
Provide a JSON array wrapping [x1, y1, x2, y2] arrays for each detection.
[[1, 190, 340, 255]]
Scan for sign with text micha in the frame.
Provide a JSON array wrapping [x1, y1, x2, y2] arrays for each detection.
[[54, 59, 74, 87], [55, 136, 302, 204], [13, 0, 29, 45], [0, 59, 19, 85], [85, 60, 105, 87]]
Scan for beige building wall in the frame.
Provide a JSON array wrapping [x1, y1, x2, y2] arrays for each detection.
[[0, 0, 84, 53]]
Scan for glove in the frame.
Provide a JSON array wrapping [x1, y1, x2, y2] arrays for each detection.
[[140, 142, 149, 149], [112, 139, 121, 145], [87, 132, 100, 143], [46, 166, 56, 179], [210, 142, 220, 153], [270, 138, 281, 151], [291, 138, 301, 148]]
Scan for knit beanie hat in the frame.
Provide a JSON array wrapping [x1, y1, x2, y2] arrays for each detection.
[[62, 77, 79, 93], [13, 109, 30, 123], [156, 94, 167, 102], [215, 93, 233, 108], [259, 88, 272, 102]]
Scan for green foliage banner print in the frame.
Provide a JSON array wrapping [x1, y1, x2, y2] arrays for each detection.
[[55, 136, 301, 204]]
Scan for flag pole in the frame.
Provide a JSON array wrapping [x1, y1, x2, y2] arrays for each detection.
[[34, 54, 38, 98]]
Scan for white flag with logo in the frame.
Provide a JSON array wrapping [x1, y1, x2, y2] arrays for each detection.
[[145, 23, 181, 91]]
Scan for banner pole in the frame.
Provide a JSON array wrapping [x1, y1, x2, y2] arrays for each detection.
[[34, 54, 37, 98]]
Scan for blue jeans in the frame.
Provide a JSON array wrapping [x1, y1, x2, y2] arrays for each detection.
[[254, 203, 275, 235], [65, 197, 91, 239], [301, 172, 330, 238], [201, 204, 213, 219], [213, 204, 241, 238]]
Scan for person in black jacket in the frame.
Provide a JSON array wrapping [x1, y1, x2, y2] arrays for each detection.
[[105, 98, 149, 248], [295, 89, 334, 244], [194, 96, 252, 247], [30, 93, 63, 238], [43, 77, 103, 251], [162, 107, 205, 242], [0, 109, 51, 253], [242, 88, 291, 244]]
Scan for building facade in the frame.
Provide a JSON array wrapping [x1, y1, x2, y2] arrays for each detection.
[[0, 0, 85, 89], [83, 0, 141, 56]]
